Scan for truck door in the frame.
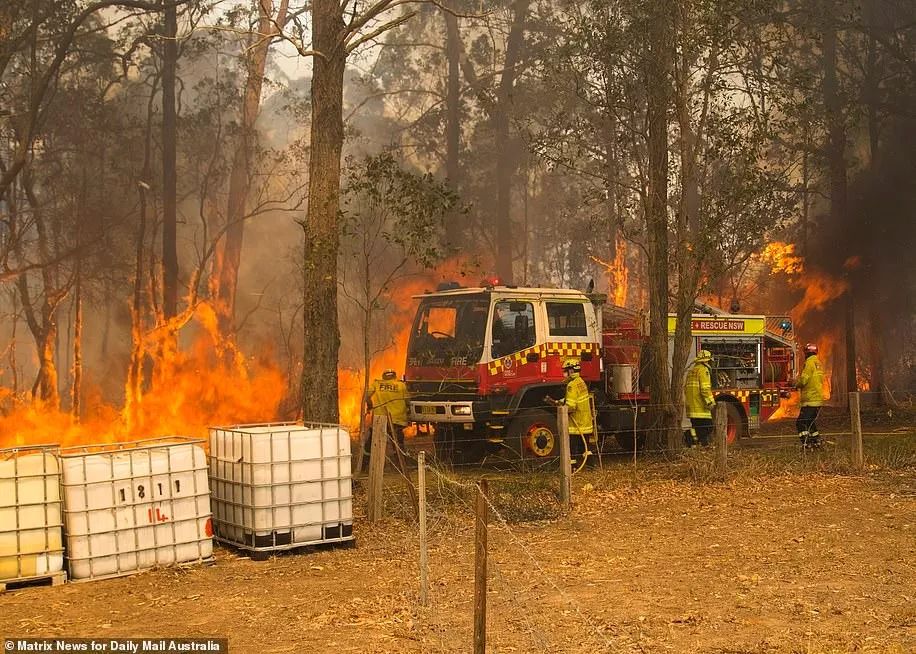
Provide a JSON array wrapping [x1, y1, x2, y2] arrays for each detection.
[[487, 299, 541, 393]]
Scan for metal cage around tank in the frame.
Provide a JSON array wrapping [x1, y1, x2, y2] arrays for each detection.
[[208, 422, 354, 555], [58, 436, 214, 582], [0, 444, 65, 586]]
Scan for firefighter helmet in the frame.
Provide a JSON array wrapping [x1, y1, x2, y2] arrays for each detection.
[[695, 349, 713, 363], [382, 369, 397, 380], [562, 359, 581, 373], [804, 343, 818, 356]]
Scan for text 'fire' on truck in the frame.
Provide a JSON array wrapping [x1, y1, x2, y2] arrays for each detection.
[[404, 279, 797, 463]]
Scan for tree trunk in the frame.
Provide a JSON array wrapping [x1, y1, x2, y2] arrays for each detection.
[[214, 0, 288, 335], [862, 1, 885, 402], [822, 14, 855, 399], [162, 0, 179, 319], [71, 267, 82, 419], [644, 1, 674, 450], [443, 5, 462, 250], [126, 87, 157, 428], [9, 290, 20, 395], [493, 0, 529, 284], [34, 320, 59, 406], [301, 0, 346, 423]]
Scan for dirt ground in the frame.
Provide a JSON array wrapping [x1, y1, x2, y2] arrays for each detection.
[[2, 449, 915, 653]]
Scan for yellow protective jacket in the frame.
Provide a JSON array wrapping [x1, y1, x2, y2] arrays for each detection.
[[684, 362, 715, 419], [369, 378, 410, 426], [563, 374, 593, 435], [796, 355, 825, 407]]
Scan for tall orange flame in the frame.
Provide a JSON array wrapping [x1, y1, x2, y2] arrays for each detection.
[[0, 302, 285, 449], [762, 242, 848, 411], [592, 237, 629, 307]]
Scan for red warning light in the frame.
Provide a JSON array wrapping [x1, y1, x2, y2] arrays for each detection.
[[480, 276, 502, 288]]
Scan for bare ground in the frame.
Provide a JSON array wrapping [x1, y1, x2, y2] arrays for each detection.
[[1, 450, 915, 654]]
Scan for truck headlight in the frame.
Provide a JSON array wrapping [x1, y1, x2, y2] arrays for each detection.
[[451, 405, 472, 416]]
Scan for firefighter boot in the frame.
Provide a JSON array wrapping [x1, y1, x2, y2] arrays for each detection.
[[799, 431, 810, 448]]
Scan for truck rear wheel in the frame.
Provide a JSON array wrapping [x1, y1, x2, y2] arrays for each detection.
[[509, 409, 560, 461], [719, 401, 747, 445]]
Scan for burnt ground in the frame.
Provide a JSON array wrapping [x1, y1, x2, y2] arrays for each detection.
[[1, 435, 914, 654]]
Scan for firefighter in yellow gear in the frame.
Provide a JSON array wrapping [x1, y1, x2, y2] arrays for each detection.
[[366, 369, 410, 452], [795, 343, 825, 448], [546, 360, 593, 464], [684, 350, 716, 447]]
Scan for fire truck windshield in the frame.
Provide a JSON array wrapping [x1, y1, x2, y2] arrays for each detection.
[[407, 295, 489, 367]]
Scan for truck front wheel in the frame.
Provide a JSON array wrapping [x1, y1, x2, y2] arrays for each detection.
[[509, 409, 560, 460]]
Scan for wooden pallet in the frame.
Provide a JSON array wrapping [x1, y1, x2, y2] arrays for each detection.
[[216, 537, 356, 562], [0, 570, 67, 593]]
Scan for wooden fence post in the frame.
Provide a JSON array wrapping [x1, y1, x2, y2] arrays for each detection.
[[473, 479, 489, 654], [557, 404, 571, 507], [849, 391, 864, 471], [353, 417, 369, 476], [418, 451, 428, 607], [367, 414, 388, 522], [714, 403, 728, 481]]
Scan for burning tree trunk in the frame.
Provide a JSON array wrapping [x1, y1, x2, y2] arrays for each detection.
[[301, 0, 347, 423], [493, 0, 529, 284], [213, 0, 289, 335], [125, 84, 157, 427], [16, 275, 63, 407], [71, 266, 83, 419], [13, 170, 68, 408], [162, 0, 179, 320]]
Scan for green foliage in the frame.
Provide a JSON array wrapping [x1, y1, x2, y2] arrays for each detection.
[[341, 152, 461, 269]]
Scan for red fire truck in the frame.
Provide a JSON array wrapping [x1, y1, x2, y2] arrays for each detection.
[[405, 280, 796, 462]]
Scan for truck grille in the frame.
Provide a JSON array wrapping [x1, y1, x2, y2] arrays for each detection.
[[407, 380, 478, 401]]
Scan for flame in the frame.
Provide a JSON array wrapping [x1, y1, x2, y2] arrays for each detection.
[[856, 364, 871, 391], [761, 242, 850, 411], [591, 237, 629, 307], [761, 242, 805, 275], [0, 302, 285, 449]]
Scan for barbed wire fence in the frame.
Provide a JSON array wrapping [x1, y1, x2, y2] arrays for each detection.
[[350, 388, 915, 650]]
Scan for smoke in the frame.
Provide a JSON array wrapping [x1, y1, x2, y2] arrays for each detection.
[[802, 118, 916, 395]]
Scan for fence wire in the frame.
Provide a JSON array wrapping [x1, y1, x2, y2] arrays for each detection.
[[353, 389, 914, 651]]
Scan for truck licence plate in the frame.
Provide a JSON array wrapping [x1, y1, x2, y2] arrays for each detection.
[[418, 405, 438, 415]]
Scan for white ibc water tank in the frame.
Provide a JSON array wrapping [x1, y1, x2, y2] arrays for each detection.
[[0, 446, 64, 581], [611, 364, 634, 394], [60, 438, 213, 581], [208, 422, 353, 553]]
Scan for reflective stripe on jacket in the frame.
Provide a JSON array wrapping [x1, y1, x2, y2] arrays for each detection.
[[369, 379, 410, 426], [564, 374, 594, 435], [684, 362, 715, 419], [797, 355, 825, 407]]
